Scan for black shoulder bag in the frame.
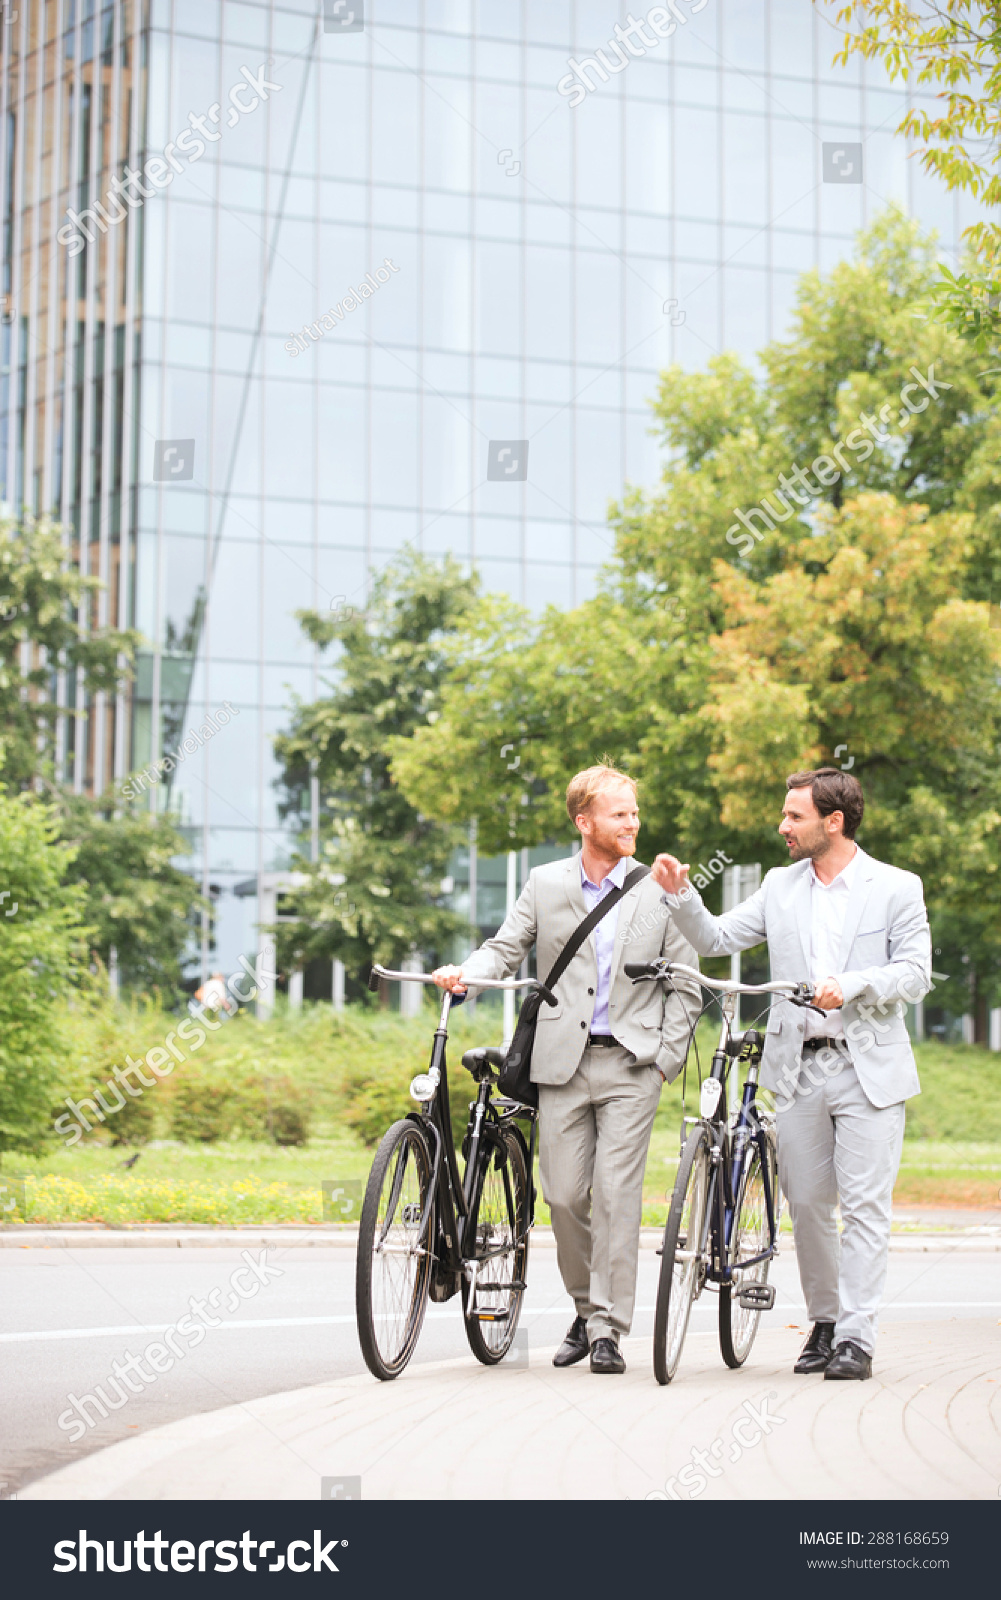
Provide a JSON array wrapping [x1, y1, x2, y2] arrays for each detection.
[[497, 864, 649, 1107]]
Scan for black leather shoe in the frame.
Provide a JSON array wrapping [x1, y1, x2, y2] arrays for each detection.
[[824, 1340, 872, 1380], [793, 1321, 836, 1374], [589, 1337, 625, 1375], [552, 1315, 590, 1368]]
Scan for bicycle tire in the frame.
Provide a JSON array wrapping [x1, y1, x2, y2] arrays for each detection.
[[719, 1132, 776, 1369], [356, 1118, 434, 1381], [461, 1126, 530, 1365], [653, 1124, 711, 1386]]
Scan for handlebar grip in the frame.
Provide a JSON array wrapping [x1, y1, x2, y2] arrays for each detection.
[[624, 962, 654, 979], [536, 983, 558, 1008], [367, 966, 381, 993]]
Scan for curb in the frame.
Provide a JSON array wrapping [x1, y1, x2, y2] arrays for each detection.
[[2, 1225, 998, 1251]]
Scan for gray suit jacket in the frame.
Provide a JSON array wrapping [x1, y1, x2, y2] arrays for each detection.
[[662, 847, 931, 1108], [461, 856, 701, 1087]]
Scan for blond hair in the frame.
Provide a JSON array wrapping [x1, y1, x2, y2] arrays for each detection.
[[565, 763, 637, 827]]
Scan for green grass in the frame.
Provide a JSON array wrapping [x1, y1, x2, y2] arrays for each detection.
[[9, 1137, 372, 1223], [0, 1005, 997, 1224]]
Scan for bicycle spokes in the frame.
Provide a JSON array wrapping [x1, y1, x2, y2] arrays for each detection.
[[356, 1122, 434, 1380]]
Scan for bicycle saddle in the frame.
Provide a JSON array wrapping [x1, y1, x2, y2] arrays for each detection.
[[460, 1045, 507, 1079]]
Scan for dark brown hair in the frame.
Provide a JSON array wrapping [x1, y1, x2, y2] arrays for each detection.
[[785, 767, 864, 839]]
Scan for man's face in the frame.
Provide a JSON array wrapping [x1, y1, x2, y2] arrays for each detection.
[[578, 782, 640, 860], [778, 786, 841, 860]]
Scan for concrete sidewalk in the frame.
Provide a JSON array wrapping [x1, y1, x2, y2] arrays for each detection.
[[20, 1319, 1000, 1501]]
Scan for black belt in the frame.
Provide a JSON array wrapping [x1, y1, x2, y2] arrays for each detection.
[[587, 1034, 618, 1048], [802, 1036, 848, 1052]]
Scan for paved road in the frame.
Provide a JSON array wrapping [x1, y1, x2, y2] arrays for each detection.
[[4, 1240, 1000, 1499]]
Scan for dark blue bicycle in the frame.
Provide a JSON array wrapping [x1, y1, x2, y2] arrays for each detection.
[[625, 960, 820, 1385]]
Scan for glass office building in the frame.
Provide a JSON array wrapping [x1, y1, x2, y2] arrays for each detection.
[[1, 0, 971, 978]]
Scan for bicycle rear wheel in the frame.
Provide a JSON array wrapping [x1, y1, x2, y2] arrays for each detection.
[[356, 1118, 434, 1380], [461, 1126, 530, 1365], [719, 1133, 776, 1369], [653, 1125, 711, 1386]]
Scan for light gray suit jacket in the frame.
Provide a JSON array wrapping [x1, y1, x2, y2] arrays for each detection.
[[662, 847, 931, 1108], [461, 856, 702, 1087]]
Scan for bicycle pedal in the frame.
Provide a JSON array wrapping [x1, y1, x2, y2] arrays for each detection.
[[471, 1310, 511, 1323], [737, 1283, 775, 1310]]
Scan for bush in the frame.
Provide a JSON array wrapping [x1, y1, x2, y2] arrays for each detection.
[[229, 1073, 312, 1146], [170, 1074, 235, 1143], [0, 792, 88, 1156], [46, 987, 507, 1153], [269, 1101, 310, 1146], [341, 1044, 481, 1147], [50, 980, 176, 1149], [108, 1086, 157, 1146]]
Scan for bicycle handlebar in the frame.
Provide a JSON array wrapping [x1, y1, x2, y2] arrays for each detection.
[[368, 963, 558, 1006], [624, 959, 817, 1006]]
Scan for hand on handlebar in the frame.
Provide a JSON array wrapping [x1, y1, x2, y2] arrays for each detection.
[[651, 853, 691, 896], [430, 965, 467, 994], [811, 976, 844, 1011]]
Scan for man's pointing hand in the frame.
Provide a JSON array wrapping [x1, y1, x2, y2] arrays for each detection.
[[651, 853, 691, 895]]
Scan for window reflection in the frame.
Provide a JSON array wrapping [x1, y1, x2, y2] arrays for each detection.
[[4, 0, 970, 959]]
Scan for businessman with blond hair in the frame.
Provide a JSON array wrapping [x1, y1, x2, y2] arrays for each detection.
[[433, 764, 700, 1374]]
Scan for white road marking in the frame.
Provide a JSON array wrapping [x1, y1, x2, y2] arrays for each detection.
[[1, 1303, 999, 1344]]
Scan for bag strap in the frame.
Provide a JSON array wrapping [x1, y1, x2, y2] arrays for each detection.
[[543, 864, 649, 994]]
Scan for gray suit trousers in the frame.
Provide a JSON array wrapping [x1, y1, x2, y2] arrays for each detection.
[[776, 1050, 905, 1354], [537, 1043, 662, 1343]]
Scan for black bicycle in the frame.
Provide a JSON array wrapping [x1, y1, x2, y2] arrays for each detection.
[[355, 963, 548, 1381], [624, 960, 821, 1385]]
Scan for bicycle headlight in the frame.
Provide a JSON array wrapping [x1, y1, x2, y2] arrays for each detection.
[[700, 1078, 723, 1119], [409, 1073, 435, 1103]]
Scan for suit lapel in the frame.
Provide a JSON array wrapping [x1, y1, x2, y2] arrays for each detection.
[[837, 848, 876, 969], [563, 854, 588, 921], [791, 863, 813, 972]]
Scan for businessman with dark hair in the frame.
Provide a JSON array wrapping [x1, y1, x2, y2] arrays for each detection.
[[652, 768, 932, 1380]]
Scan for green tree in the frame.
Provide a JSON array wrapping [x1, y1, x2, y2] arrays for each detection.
[[393, 211, 1001, 1032], [49, 791, 205, 997], [272, 552, 479, 982], [0, 514, 136, 786], [834, 0, 1001, 350], [0, 791, 88, 1157]]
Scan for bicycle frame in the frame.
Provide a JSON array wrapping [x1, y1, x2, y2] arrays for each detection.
[[385, 978, 537, 1293], [683, 993, 779, 1290], [625, 958, 814, 1295]]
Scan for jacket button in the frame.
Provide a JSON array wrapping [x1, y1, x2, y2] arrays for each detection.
[[588, 987, 594, 996], [580, 1021, 586, 1030]]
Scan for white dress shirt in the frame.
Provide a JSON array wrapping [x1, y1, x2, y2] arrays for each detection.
[[580, 854, 627, 1036], [803, 847, 858, 1038]]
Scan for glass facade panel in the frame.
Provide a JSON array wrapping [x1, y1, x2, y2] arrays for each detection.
[[0, 0, 972, 976]]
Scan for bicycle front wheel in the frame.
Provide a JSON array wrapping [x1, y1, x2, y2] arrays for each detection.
[[653, 1125, 711, 1386], [461, 1126, 530, 1365], [719, 1133, 776, 1369], [356, 1118, 434, 1380]]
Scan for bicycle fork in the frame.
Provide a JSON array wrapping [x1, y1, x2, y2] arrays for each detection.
[[723, 1056, 779, 1302]]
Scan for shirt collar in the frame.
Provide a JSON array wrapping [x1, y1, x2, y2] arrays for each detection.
[[580, 854, 629, 893], [809, 845, 859, 893]]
